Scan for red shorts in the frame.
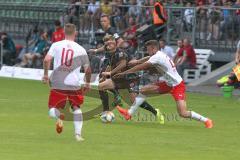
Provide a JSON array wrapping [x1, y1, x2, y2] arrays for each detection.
[[48, 89, 84, 109], [156, 81, 186, 101]]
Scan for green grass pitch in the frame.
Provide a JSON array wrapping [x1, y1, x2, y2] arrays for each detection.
[[0, 77, 240, 160]]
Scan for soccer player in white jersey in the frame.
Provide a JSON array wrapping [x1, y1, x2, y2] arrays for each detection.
[[115, 40, 213, 128], [42, 23, 91, 141]]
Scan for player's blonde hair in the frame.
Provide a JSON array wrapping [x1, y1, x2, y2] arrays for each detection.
[[64, 23, 76, 36], [145, 40, 159, 49]]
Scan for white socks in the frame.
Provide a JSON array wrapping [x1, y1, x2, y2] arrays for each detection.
[[73, 109, 83, 136], [190, 111, 208, 122], [49, 108, 83, 136], [49, 108, 60, 119], [128, 93, 146, 116]]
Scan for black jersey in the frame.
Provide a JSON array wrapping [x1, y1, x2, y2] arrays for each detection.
[[109, 49, 128, 74]]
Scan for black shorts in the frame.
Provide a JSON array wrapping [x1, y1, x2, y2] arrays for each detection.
[[112, 73, 140, 93]]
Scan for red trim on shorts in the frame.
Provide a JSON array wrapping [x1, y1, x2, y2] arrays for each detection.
[[48, 89, 84, 109]]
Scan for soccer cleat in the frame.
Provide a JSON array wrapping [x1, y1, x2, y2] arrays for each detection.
[[116, 106, 131, 120], [56, 113, 65, 134], [156, 109, 165, 124], [75, 134, 84, 142], [205, 119, 213, 128]]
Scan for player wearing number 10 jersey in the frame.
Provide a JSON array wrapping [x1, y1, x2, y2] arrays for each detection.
[[42, 23, 91, 141]]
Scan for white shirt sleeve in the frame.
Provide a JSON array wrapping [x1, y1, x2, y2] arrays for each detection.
[[147, 54, 159, 65], [47, 43, 56, 57]]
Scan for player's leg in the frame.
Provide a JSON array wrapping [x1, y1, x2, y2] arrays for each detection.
[[172, 82, 213, 128], [129, 84, 159, 115], [175, 100, 213, 128], [69, 91, 84, 141], [48, 90, 66, 134], [117, 84, 160, 120], [72, 105, 84, 141]]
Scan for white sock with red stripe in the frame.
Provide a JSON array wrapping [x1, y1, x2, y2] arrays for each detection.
[[49, 108, 60, 119], [190, 111, 208, 122], [128, 93, 146, 116], [73, 109, 83, 136]]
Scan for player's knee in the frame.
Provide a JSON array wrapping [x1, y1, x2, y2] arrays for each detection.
[[48, 108, 60, 119], [98, 83, 104, 90], [178, 110, 189, 118]]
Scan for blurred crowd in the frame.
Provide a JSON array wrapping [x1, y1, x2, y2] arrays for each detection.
[[1, 0, 240, 71]]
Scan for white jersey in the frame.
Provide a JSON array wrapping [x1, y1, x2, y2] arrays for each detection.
[[147, 51, 182, 87], [47, 39, 89, 90]]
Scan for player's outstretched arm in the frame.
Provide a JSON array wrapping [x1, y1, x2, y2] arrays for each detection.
[[128, 56, 150, 67], [88, 46, 105, 54], [83, 66, 92, 93], [42, 54, 52, 84], [114, 62, 152, 78], [110, 59, 127, 76]]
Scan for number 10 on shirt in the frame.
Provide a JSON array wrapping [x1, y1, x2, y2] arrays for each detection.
[[61, 48, 74, 67]]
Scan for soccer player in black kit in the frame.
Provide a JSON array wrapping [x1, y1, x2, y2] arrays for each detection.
[[98, 34, 164, 123]]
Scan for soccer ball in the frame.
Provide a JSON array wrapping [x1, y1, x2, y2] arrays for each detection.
[[100, 111, 115, 123]]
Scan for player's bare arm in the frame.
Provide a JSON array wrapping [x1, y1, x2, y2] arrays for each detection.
[[88, 46, 105, 54], [83, 66, 92, 93], [128, 56, 150, 66], [42, 54, 53, 84], [114, 62, 152, 78], [110, 59, 127, 76]]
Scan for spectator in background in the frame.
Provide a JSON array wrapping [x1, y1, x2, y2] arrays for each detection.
[[152, 0, 167, 37], [159, 39, 175, 60], [127, 0, 141, 24], [174, 38, 196, 77], [76, 0, 88, 34], [86, 0, 100, 32], [141, 0, 154, 23], [184, 2, 194, 32], [206, 1, 221, 40], [17, 26, 40, 62], [1, 32, 16, 65], [123, 17, 138, 56], [100, 0, 112, 15], [196, 0, 206, 5], [19, 32, 48, 67], [65, 1, 80, 28], [173, 39, 184, 64], [220, 1, 234, 40], [196, 1, 208, 39], [112, 0, 128, 31], [51, 20, 65, 43]]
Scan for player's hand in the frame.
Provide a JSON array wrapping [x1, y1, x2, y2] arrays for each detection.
[[42, 75, 49, 84], [88, 49, 97, 54], [82, 83, 90, 94], [128, 59, 139, 66], [101, 72, 111, 77]]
